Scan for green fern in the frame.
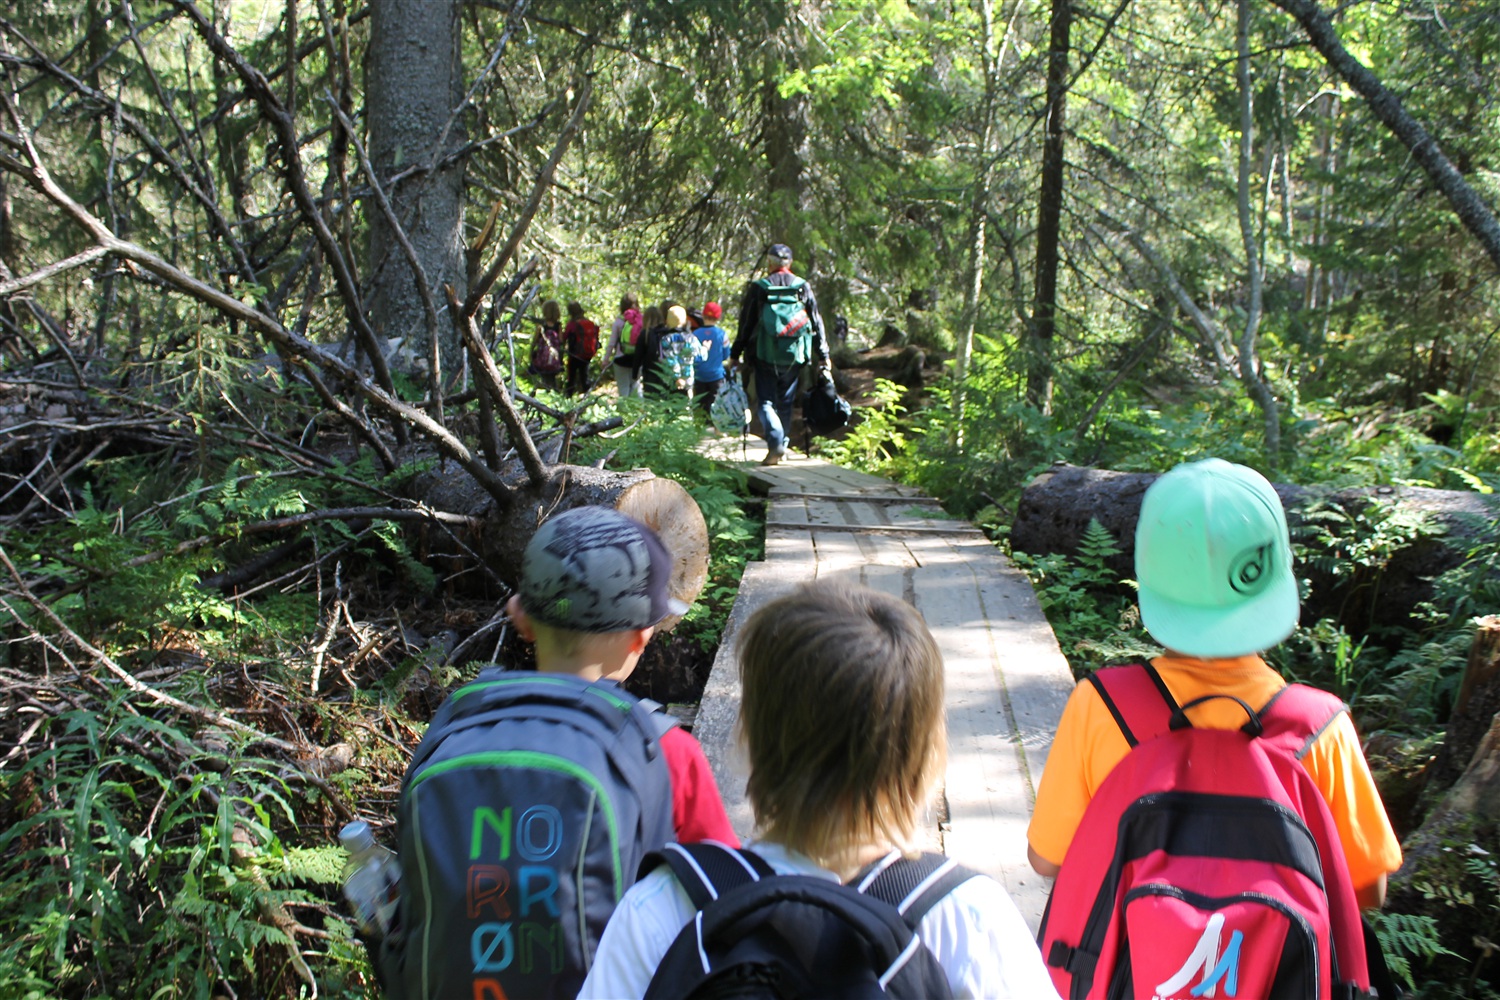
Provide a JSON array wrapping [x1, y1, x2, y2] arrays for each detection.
[[1368, 910, 1457, 987], [271, 845, 348, 887], [1076, 518, 1123, 575]]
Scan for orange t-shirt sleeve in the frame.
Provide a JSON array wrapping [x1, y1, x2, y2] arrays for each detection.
[[1301, 711, 1403, 892], [1027, 682, 1129, 868]]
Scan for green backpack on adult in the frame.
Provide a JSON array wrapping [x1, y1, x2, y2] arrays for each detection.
[[755, 276, 812, 366]]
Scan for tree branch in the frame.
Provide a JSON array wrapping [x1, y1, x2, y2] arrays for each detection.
[[123, 505, 484, 569], [0, 246, 109, 296], [1269, 0, 1500, 273], [452, 283, 549, 488], [0, 139, 516, 505], [168, 0, 401, 400], [466, 74, 593, 313]]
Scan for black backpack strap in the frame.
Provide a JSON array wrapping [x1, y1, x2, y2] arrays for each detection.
[[635, 697, 682, 742], [1362, 914, 1405, 999], [645, 842, 776, 910], [1086, 662, 1179, 747], [852, 851, 979, 928]]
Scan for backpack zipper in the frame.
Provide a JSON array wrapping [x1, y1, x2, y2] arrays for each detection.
[[450, 675, 634, 713]]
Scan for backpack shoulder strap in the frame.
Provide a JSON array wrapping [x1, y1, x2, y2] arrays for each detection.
[[645, 842, 776, 910], [1256, 683, 1348, 760], [852, 851, 979, 929], [1085, 661, 1179, 747], [635, 696, 681, 742]]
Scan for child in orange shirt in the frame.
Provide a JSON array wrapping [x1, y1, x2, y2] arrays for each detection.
[[1027, 458, 1401, 910]]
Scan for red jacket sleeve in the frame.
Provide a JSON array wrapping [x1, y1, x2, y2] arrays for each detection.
[[659, 727, 739, 846]]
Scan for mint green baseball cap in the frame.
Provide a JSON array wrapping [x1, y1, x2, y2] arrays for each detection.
[[1135, 458, 1299, 657]]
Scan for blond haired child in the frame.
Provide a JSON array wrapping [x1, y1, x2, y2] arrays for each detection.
[[579, 583, 1056, 999]]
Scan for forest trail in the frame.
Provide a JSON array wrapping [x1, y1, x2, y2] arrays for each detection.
[[693, 437, 1076, 930]]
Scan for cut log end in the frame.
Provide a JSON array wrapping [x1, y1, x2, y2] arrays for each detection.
[[480, 465, 710, 632], [614, 476, 710, 634]]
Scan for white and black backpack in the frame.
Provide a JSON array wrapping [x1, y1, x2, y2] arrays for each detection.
[[642, 842, 977, 1000]]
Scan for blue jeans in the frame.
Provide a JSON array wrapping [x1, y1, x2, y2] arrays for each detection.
[[753, 363, 800, 453]]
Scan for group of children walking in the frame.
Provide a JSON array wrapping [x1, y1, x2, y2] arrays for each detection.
[[528, 293, 732, 415], [360, 456, 1404, 999]]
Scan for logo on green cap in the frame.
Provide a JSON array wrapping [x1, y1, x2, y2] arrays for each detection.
[[1228, 543, 1272, 595]]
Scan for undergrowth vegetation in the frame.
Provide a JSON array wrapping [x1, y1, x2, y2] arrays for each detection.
[[0, 381, 762, 998]]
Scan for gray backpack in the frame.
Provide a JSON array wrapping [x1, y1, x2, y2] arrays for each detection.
[[378, 668, 677, 999]]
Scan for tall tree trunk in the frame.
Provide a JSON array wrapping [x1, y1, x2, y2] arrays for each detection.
[[1029, 0, 1071, 414], [1235, 0, 1280, 473], [956, 0, 1020, 448], [366, 0, 467, 374], [762, 2, 813, 266], [1270, 0, 1500, 274]]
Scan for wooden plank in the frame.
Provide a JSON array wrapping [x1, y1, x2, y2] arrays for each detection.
[[694, 560, 806, 842], [767, 496, 811, 526], [942, 536, 1075, 784], [765, 526, 816, 578], [802, 498, 860, 527], [900, 532, 964, 567], [854, 529, 919, 569], [913, 552, 1050, 932], [812, 526, 866, 579], [764, 520, 984, 535], [859, 563, 908, 602], [878, 504, 982, 533], [768, 489, 936, 503]]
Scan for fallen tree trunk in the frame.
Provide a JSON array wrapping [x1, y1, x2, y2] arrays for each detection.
[[415, 462, 709, 628], [1387, 672, 1500, 964], [1011, 463, 1498, 630]]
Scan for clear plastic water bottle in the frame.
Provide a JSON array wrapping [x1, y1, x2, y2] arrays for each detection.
[[339, 820, 400, 938]]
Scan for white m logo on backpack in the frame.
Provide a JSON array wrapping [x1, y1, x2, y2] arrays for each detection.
[[1154, 912, 1244, 999]]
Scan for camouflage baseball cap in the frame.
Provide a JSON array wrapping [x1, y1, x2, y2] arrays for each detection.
[[519, 507, 689, 632]]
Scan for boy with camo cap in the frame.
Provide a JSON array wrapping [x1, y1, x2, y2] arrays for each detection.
[[380, 507, 734, 999], [505, 506, 736, 848]]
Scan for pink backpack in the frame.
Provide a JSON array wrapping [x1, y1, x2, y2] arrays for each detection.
[[530, 326, 563, 375], [1037, 663, 1372, 1000], [623, 308, 644, 348]]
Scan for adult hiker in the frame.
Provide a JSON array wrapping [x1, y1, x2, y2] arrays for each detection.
[[730, 243, 833, 466]]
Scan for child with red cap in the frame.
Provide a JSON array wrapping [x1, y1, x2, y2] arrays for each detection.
[[690, 301, 731, 416]]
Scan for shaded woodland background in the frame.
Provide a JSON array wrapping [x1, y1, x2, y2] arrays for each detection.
[[0, 0, 1499, 996]]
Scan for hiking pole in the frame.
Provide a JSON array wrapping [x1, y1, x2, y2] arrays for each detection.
[[741, 367, 749, 462]]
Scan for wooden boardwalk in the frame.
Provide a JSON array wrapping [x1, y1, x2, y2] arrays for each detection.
[[693, 438, 1076, 929]]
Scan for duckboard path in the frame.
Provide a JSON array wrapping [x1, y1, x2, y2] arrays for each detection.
[[694, 437, 1076, 930]]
